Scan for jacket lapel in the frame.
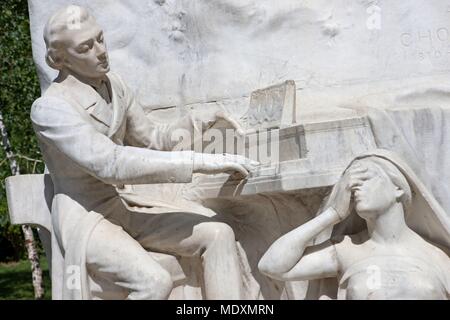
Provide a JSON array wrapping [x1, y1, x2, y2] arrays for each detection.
[[51, 73, 126, 138], [64, 75, 99, 111], [106, 73, 126, 138], [86, 100, 112, 128], [59, 75, 110, 127]]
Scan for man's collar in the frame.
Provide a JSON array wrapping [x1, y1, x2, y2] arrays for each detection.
[[76, 73, 107, 91], [56, 73, 111, 109]]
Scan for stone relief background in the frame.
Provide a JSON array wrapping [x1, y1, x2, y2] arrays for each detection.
[[29, 0, 450, 112], [24, 0, 450, 299]]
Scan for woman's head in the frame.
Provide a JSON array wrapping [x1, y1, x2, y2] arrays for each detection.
[[346, 157, 412, 219]]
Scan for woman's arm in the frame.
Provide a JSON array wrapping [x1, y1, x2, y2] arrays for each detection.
[[258, 167, 359, 281], [258, 207, 342, 281]]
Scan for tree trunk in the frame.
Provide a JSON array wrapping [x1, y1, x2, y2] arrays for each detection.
[[0, 110, 44, 299]]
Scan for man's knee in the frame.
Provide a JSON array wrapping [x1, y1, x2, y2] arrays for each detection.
[[136, 267, 173, 300], [201, 222, 236, 246]]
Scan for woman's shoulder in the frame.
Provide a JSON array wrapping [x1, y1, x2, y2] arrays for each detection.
[[407, 230, 449, 263], [330, 232, 369, 268]]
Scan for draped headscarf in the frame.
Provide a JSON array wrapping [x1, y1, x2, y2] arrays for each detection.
[[308, 149, 450, 300], [333, 149, 450, 253]]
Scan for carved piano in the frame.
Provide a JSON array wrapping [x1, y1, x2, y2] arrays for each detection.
[[193, 80, 377, 201]]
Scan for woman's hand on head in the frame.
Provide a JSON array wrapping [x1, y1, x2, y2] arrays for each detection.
[[347, 163, 377, 191], [327, 169, 353, 220], [326, 162, 371, 220]]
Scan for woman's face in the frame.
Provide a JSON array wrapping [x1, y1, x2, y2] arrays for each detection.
[[350, 161, 400, 219]]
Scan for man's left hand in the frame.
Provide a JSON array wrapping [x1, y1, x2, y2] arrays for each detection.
[[203, 111, 245, 136]]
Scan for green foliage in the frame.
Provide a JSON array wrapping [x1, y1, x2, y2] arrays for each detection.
[[0, 0, 44, 261], [0, 258, 51, 300]]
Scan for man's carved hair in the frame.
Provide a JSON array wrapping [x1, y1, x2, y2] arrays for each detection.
[[43, 5, 93, 70]]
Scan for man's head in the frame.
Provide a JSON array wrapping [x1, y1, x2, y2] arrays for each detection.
[[44, 5, 109, 79]]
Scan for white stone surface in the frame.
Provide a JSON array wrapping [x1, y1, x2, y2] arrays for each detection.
[[29, 0, 450, 111], [11, 1, 450, 300]]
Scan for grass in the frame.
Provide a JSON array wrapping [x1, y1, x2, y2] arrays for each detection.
[[0, 257, 51, 300]]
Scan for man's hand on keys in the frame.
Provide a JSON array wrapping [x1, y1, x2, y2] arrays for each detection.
[[193, 153, 259, 179]]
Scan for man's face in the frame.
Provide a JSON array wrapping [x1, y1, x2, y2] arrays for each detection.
[[61, 18, 110, 79]]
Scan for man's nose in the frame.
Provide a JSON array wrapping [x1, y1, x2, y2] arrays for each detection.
[[95, 42, 107, 59]]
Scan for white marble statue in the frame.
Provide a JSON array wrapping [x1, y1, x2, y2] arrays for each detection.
[[30, 5, 258, 300], [11, 1, 450, 301], [258, 149, 450, 300]]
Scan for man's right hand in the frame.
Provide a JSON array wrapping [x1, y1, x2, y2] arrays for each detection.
[[193, 153, 259, 179]]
